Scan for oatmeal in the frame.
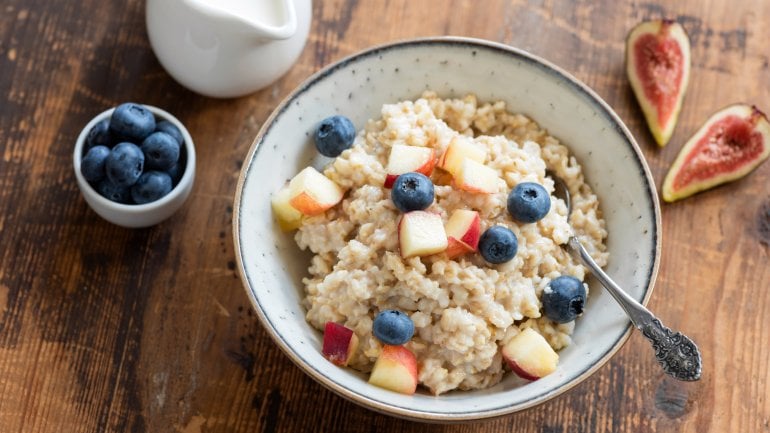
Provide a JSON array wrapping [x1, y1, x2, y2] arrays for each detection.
[[295, 92, 608, 395]]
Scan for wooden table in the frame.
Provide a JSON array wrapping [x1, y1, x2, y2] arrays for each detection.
[[1, 1, 768, 431]]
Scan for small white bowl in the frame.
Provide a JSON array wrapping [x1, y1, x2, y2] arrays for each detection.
[[73, 105, 196, 228], [234, 37, 661, 421]]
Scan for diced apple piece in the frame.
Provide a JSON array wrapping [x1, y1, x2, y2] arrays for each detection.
[[432, 169, 454, 187], [446, 237, 473, 258], [437, 136, 487, 176], [271, 184, 303, 231], [288, 167, 344, 216], [398, 211, 448, 258], [444, 209, 481, 258], [453, 158, 500, 193], [322, 322, 359, 367], [368, 345, 418, 394], [501, 328, 559, 381], [384, 145, 436, 188]]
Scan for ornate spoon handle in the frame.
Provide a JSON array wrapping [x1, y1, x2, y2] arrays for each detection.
[[567, 236, 702, 381]]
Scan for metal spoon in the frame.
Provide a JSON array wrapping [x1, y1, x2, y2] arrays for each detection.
[[548, 171, 702, 381]]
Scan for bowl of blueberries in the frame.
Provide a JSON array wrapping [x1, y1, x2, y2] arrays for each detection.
[[73, 102, 195, 228]]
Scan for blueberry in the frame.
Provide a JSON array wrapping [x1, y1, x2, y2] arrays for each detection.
[[542, 276, 586, 323], [141, 131, 180, 171], [81, 145, 110, 183], [166, 163, 183, 185], [478, 226, 518, 264], [507, 182, 551, 223], [155, 120, 184, 146], [166, 146, 187, 185], [105, 142, 144, 187], [96, 179, 131, 204], [391, 172, 434, 212], [85, 118, 112, 151], [131, 171, 173, 204], [373, 310, 414, 345], [314, 115, 356, 157], [110, 103, 156, 142]]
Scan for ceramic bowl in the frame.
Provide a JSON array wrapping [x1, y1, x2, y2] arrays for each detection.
[[233, 37, 660, 421], [73, 105, 196, 228]]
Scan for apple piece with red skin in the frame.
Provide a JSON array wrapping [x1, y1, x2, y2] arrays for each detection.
[[288, 166, 344, 216], [384, 145, 436, 188], [368, 345, 419, 394], [501, 328, 559, 381], [446, 237, 473, 259], [322, 322, 359, 367], [453, 158, 500, 194], [398, 210, 448, 258], [437, 136, 487, 176], [444, 209, 481, 258]]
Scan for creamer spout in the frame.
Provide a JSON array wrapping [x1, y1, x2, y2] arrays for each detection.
[[184, 0, 297, 40]]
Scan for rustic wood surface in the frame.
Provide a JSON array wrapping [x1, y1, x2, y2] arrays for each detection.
[[1, 0, 768, 431]]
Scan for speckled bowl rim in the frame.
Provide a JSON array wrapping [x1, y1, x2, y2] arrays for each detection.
[[233, 36, 661, 422]]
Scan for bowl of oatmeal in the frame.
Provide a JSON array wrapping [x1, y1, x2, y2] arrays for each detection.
[[233, 37, 660, 421]]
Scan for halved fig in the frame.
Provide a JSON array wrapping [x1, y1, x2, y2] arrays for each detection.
[[662, 104, 770, 202], [626, 19, 691, 147]]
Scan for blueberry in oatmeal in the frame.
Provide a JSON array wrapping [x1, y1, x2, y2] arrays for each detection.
[[478, 226, 518, 264], [542, 276, 586, 324], [391, 172, 435, 212], [373, 310, 415, 345], [508, 182, 551, 223], [314, 115, 356, 157]]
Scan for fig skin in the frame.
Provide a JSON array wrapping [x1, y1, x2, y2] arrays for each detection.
[[662, 104, 770, 202], [626, 19, 691, 147]]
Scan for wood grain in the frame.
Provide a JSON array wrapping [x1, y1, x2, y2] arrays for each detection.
[[0, 0, 768, 432]]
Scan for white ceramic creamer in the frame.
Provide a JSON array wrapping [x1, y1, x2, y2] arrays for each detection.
[[146, 0, 311, 98]]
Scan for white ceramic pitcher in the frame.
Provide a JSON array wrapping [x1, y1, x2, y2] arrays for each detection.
[[146, 0, 311, 98]]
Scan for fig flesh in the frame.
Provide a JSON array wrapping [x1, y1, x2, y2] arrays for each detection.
[[626, 19, 691, 147], [662, 104, 770, 202]]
